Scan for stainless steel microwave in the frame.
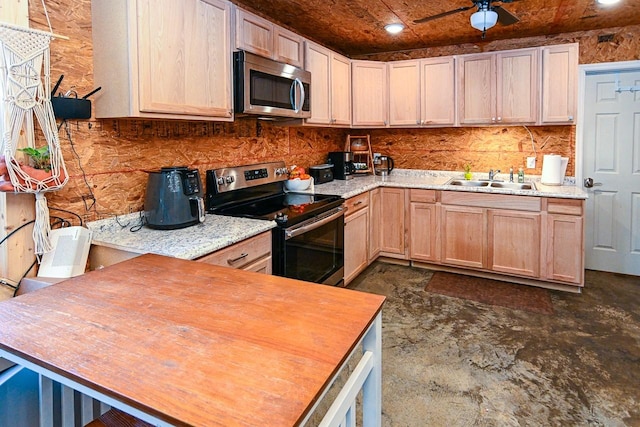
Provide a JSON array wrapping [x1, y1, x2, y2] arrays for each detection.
[[233, 50, 311, 119]]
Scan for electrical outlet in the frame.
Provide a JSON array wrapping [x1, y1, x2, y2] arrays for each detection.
[[527, 157, 536, 169]]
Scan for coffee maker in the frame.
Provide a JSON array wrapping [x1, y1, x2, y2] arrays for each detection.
[[328, 152, 356, 180]]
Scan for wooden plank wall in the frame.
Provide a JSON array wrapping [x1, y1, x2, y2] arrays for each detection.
[[1, 0, 36, 300], [22, 0, 640, 229]]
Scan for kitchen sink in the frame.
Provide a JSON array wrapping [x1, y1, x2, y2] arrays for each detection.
[[446, 179, 490, 187], [445, 178, 536, 191], [489, 181, 537, 190]]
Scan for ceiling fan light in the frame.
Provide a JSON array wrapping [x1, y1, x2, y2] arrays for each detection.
[[470, 10, 498, 31], [384, 23, 405, 34]]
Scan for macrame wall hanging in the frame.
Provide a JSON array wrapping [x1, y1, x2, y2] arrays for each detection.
[[0, 3, 69, 256]]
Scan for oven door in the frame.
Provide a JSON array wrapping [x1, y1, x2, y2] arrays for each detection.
[[275, 207, 344, 286]]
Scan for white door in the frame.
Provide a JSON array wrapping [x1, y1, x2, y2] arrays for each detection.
[[582, 69, 640, 276]]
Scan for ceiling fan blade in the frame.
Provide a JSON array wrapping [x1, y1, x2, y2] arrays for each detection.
[[413, 6, 474, 24], [494, 5, 520, 25]]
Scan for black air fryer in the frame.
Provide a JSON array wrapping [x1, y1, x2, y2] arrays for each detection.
[[144, 167, 205, 230]]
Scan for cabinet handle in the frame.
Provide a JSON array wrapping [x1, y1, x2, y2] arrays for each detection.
[[491, 117, 496, 122], [228, 253, 249, 264], [497, 116, 502, 121], [568, 115, 574, 121], [353, 201, 363, 206]]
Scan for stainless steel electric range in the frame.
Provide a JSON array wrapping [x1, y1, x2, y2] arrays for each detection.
[[206, 161, 344, 286]]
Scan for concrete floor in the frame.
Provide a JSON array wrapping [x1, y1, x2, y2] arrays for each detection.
[[347, 263, 640, 426]]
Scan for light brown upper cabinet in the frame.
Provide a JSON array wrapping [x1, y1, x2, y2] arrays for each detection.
[[92, 0, 233, 121], [352, 60, 388, 127], [304, 42, 351, 126], [386, 57, 456, 127], [540, 43, 578, 124], [458, 48, 538, 125], [421, 57, 456, 126], [388, 60, 420, 126], [235, 8, 304, 67]]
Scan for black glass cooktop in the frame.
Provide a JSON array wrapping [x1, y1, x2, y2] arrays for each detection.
[[215, 192, 343, 227]]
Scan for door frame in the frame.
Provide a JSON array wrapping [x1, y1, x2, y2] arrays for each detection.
[[576, 60, 640, 185]]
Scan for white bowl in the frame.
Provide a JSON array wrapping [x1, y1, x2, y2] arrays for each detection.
[[284, 178, 311, 191]]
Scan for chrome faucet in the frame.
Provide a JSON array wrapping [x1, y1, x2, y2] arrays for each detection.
[[488, 169, 501, 181]]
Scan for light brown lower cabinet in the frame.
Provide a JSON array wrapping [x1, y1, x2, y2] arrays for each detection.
[[344, 193, 370, 285], [379, 187, 408, 259], [409, 189, 439, 262], [369, 188, 381, 262], [488, 209, 541, 278], [197, 231, 272, 274], [545, 213, 583, 284], [406, 191, 584, 290], [441, 205, 486, 269]]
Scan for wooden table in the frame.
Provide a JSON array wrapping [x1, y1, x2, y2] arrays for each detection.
[[0, 254, 385, 426]]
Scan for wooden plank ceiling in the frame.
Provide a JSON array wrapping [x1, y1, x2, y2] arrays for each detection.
[[230, 0, 640, 56]]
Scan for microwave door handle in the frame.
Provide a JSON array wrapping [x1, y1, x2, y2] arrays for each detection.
[[290, 78, 304, 113], [297, 78, 305, 113]]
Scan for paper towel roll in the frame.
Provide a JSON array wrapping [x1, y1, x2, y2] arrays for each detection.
[[541, 154, 563, 185]]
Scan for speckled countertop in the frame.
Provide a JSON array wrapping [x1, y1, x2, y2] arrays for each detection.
[[311, 169, 588, 200], [87, 213, 276, 260], [87, 169, 587, 261]]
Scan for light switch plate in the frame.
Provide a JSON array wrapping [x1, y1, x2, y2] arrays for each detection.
[[527, 157, 536, 169]]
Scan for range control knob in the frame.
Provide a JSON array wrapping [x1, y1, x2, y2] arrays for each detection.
[[225, 176, 235, 184], [217, 177, 225, 185], [274, 212, 288, 225], [275, 167, 288, 176]]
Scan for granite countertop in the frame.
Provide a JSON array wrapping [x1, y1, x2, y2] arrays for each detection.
[[311, 169, 589, 200], [87, 169, 586, 261], [87, 213, 276, 260]]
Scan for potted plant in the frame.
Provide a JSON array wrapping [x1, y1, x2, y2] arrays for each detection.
[[0, 146, 65, 192], [18, 146, 52, 171], [463, 162, 473, 180]]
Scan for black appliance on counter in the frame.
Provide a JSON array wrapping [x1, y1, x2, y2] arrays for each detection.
[[144, 167, 205, 230], [327, 152, 356, 180], [309, 164, 334, 184], [206, 161, 344, 286]]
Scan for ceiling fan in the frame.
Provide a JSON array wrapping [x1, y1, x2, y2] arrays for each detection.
[[414, 0, 521, 37]]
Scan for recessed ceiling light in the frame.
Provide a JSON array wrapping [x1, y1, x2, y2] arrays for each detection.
[[596, 0, 620, 4], [385, 23, 405, 34]]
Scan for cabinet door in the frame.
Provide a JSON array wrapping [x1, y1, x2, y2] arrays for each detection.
[[488, 209, 540, 277], [352, 60, 388, 127], [421, 57, 456, 126], [410, 202, 439, 262], [541, 44, 578, 124], [137, 0, 232, 118], [496, 49, 538, 124], [441, 205, 486, 268], [546, 214, 583, 284], [235, 8, 273, 58], [344, 207, 369, 285], [274, 26, 304, 67], [331, 53, 352, 126], [388, 60, 420, 126], [369, 188, 382, 261], [458, 54, 495, 125], [380, 188, 406, 257], [305, 42, 332, 125]]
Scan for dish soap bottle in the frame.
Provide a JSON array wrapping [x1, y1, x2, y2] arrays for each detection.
[[518, 167, 525, 183]]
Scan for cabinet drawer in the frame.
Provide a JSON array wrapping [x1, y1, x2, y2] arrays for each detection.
[[197, 232, 271, 270], [410, 189, 437, 203], [546, 198, 583, 215], [344, 193, 369, 216]]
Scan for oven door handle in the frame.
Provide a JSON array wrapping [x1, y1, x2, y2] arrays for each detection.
[[285, 207, 344, 240]]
